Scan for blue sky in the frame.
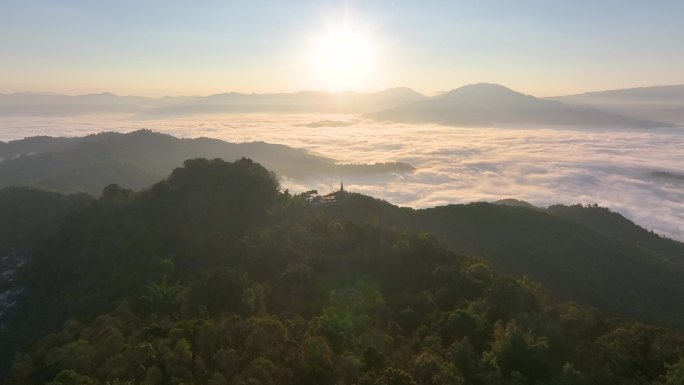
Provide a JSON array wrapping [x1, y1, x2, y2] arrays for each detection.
[[1, 0, 683, 96]]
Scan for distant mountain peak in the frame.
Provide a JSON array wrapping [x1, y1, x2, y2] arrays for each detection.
[[456, 83, 515, 91], [439, 83, 523, 98], [81, 92, 119, 98], [376, 86, 422, 95], [367, 83, 669, 128]]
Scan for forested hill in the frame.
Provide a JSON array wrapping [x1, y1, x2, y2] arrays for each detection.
[[1, 158, 683, 384], [317, 194, 684, 330], [0, 130, 413, 195]]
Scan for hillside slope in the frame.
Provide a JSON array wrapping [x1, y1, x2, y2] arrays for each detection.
[[1, 159, 683, 384], [0, 130, 413, 195], [319, 194, 684, 329]]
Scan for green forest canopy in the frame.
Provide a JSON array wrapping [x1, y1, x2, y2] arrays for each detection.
[[0, 158, 683, 385]]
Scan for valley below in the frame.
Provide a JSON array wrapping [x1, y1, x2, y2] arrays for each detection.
[[2, 113, 682, 241]]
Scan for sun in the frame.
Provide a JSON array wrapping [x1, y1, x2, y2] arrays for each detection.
[[312, 29, 374, 91]]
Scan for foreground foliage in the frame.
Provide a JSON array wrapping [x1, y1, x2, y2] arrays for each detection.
[[1, 158, 683, 385]]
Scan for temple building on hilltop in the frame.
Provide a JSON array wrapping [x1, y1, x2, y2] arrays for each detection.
[[309, 181, 348, 205]]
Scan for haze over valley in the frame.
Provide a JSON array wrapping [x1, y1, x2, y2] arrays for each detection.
[[2, 103, 683, 240], [3, 1, 684, 384]]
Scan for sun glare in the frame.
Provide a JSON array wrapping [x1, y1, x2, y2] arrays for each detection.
[[312, 29, 374, 91]]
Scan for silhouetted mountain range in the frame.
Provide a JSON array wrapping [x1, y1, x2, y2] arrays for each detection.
[[140, 87, 426, 117], [0, 88, 426, 117], [0, 92, 187, 116], [3, 84, 680, 128], [0, 130, 414, 195], [367, 83, 672, 128], [0, 83, 684, 128], [550, 84, 684, 126]]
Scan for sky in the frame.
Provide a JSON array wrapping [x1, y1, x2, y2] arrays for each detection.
[[1, 0, 684, 97]]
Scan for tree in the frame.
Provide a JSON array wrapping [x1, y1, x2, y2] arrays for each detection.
[[661, 357, 684, 385], [376, 368, 418, 385]]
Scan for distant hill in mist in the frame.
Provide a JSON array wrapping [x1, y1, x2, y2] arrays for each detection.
[[0, 130, 414, 195], [0, 92, 188, 116], [367, 83, 672, 128], [141, 87, 426, 117], [0, 88, 426, 117], [3, 84, 679, 127], [368, 83, 669, 128], [550, 85, 684, 126]]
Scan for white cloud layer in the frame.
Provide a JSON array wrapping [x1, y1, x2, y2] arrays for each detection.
[[1, 113, 683, 240]]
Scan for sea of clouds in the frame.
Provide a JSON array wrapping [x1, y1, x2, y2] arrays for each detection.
[[1, 113, 683, 240]]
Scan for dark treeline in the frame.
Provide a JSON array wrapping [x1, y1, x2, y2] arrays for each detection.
[[0, 158, 683, 385]]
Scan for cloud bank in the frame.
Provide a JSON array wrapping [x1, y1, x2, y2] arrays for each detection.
[[1, 113, 683, 240]]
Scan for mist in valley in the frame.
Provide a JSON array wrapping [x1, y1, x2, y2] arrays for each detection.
[[2, 112, 683, 240]]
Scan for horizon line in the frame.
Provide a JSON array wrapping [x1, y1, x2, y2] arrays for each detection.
[[2, 82, 684, 100]]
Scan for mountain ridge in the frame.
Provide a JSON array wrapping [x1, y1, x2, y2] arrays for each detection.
[[0, 88, 427, 117], [551, 84, 684, 100], [367, 83, 673, 128], [0, 130, 415, 195], [549, 84, 684, 125], [3, 84, 680, 127]]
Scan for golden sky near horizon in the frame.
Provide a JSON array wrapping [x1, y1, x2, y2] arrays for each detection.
[[1, 1, 683, 97]]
